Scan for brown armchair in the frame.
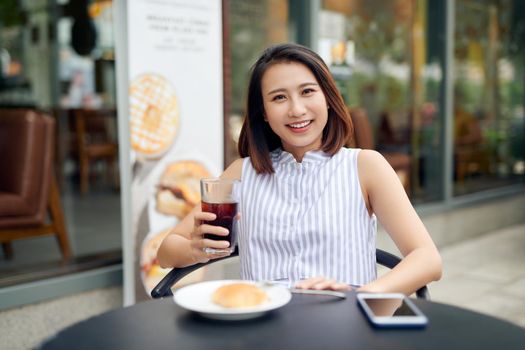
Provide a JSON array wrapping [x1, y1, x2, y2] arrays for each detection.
[[0, 109, 72, 260]]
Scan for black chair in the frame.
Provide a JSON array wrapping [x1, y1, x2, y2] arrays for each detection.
[[151, 248, 430, 300]]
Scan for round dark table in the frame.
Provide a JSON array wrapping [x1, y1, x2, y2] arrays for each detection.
[[41, 292, 525, 350]]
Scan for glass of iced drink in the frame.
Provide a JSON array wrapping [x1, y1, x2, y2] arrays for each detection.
[[200, 178, 239, 254]]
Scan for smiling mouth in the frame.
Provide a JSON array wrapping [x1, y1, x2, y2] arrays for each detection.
[[287, 120, 312, 129]]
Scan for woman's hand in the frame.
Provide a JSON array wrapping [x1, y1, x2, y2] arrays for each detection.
[[295, 276, 352, 291], [189, 211, 231, 264]]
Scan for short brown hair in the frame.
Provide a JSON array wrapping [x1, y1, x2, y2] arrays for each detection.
[[238, 43, 353, 174]]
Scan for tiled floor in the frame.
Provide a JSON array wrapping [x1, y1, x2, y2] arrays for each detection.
[[1, 223, 524, 349], [430, 224, 525, 327], [0, 286, 123, 350]]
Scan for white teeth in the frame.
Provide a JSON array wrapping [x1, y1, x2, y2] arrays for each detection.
[[288, 120, 311, 129]]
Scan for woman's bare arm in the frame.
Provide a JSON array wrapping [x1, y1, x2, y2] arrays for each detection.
[[357, 150, 442, 295]]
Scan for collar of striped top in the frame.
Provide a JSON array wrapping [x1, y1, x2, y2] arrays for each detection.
[[270, 147, 331, 165]]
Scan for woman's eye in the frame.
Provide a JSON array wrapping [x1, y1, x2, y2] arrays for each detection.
[[272, 94, 286, 101], [302, 88, 315, 95]]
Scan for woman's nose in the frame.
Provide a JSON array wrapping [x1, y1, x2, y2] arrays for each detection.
[[288, 99, 307, 117]]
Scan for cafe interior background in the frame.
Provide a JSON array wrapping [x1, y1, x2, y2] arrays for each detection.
[[0, 0, 524, 312]]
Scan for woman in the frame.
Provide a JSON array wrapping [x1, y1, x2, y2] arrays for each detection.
[[158, 43, 442, 295]]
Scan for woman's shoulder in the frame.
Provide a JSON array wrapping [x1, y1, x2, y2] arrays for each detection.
[[221, 157, 246, 180], [336, 147, 379, 162], [356, 149, 396, 188], [356, 148, 383, 161], [356, 149, 390, 170]]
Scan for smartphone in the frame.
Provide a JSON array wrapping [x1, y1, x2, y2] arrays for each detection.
[[357, 293, 428, 328]]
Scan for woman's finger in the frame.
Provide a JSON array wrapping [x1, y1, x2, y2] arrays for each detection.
[[311, 279, 336, 290], [193, 212, 216, 227], [330, 283, 352, 291], [194, 211, 217, 220], [202, 238, 230, 249], [295, 277, 351, 291], [295, 276, 325, 289], [206, 250, 232, 260], [197, 224, 229, 236], [190, 244, 210, 263]]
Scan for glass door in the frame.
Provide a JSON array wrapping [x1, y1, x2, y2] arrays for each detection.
[[453, 0, 525, 196]]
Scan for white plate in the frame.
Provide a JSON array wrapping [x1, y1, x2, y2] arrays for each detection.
[[173, 280, 292, 320]]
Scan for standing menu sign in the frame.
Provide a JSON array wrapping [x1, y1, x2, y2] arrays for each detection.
[[116, 0, 223, 303]]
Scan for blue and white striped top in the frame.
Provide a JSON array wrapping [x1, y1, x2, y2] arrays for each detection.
[[237, 147, 377, 287]]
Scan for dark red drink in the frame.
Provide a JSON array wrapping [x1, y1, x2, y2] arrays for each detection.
[[201, 201, 238, 247]]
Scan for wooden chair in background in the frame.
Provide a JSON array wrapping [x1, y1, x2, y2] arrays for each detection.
[[71, 108, 118, 195], [0, 109, 71, 260]]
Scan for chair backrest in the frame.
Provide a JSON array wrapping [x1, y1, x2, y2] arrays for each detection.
[[0, 109, 54, 225], [151, 248, 430, 300], [348, 107, 374, 150], [70, 108, 116, 144]]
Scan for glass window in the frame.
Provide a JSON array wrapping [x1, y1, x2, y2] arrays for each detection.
[[0, 1, 121, 288], [321, 0, 446, 203], [453, 0, 525, 196], [225, 0, 289, 165], [0, 3, 37, 107]]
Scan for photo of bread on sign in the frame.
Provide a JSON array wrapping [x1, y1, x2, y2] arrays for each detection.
[[129, 74, 179, 161], [155, 160, 211, 220]]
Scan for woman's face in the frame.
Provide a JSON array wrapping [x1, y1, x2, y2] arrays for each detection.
[[260, 61, 328, 161]]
